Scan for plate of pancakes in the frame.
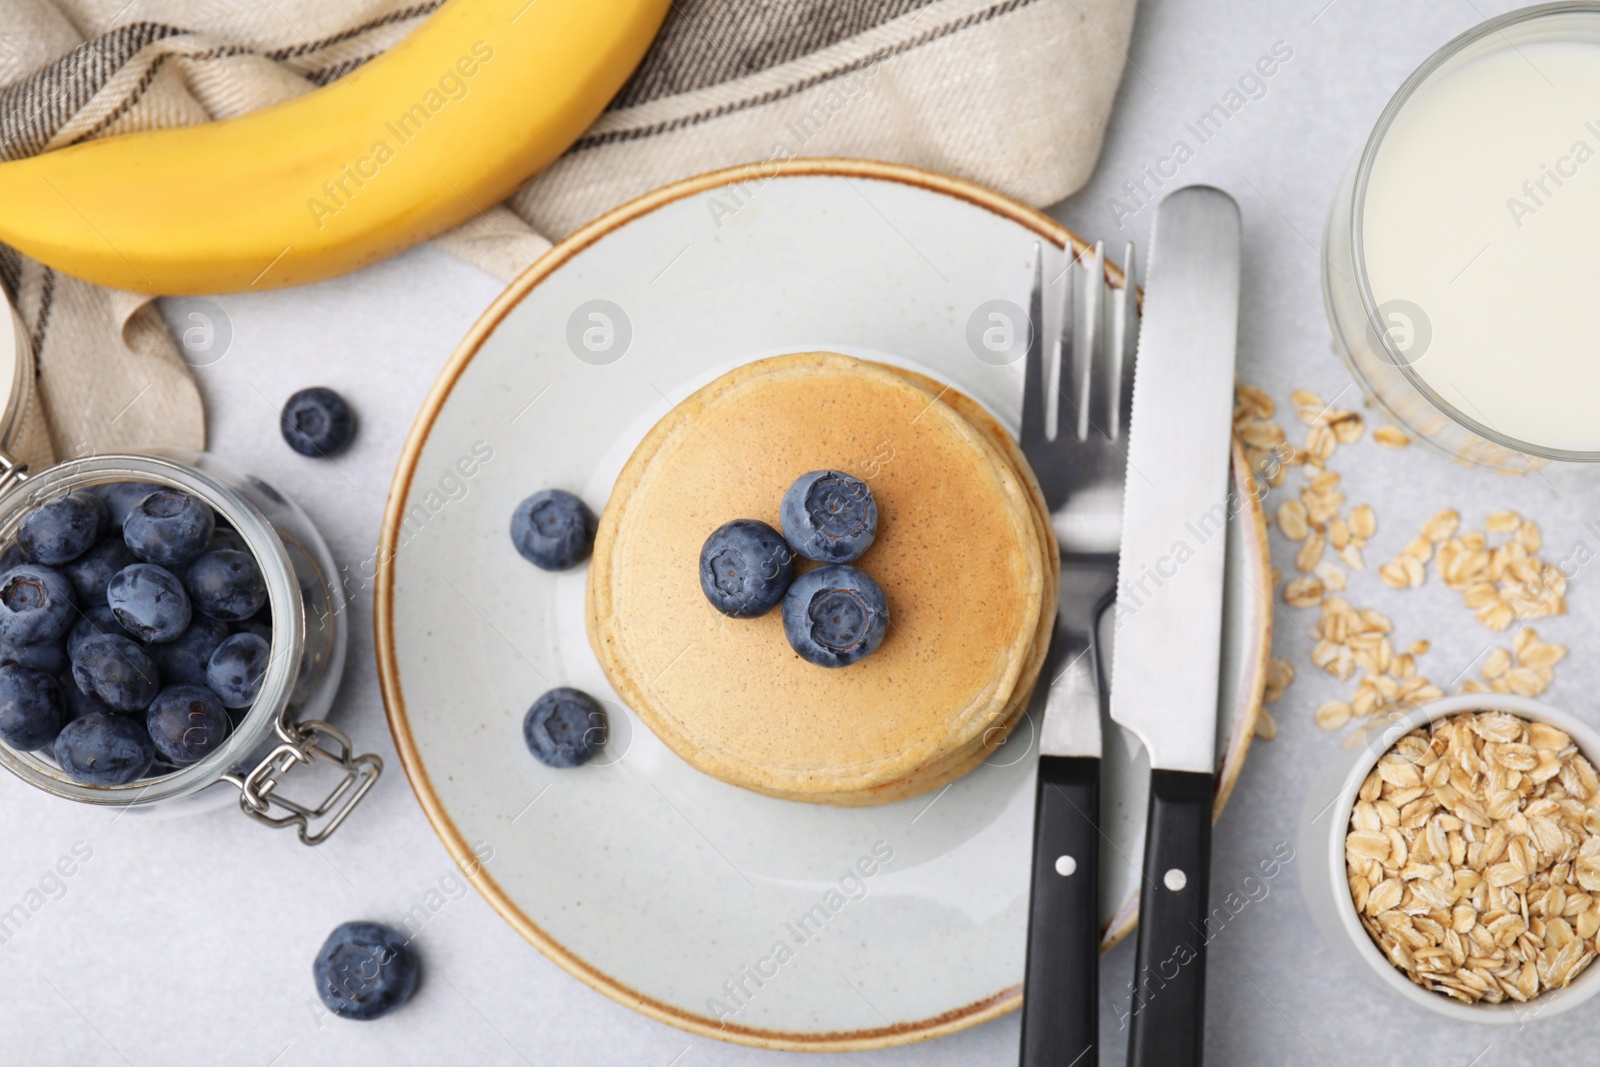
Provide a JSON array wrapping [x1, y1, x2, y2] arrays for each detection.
[[376, 159, 1272, 1052]]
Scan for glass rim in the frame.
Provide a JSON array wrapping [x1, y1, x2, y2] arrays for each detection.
[[0, 453, 305, 806], [1348, 0, 1600, 463]]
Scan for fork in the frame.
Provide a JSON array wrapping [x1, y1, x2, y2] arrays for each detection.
[[1017, 238, 1137, 1067]]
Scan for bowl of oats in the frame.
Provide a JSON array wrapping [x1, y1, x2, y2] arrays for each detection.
[[1299, 693, 1600, 1022]]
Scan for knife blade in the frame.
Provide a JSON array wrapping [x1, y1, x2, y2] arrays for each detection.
[[1108, 185, 1241, 1067]]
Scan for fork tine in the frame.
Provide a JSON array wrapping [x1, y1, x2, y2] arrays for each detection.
[[1082, 242, 1112, 440], [1112, 241, 1138, 442], [1020, 242, 1048, 451], [1056, 244, 1084, 443]]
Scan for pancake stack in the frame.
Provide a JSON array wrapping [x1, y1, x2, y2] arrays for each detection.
[[587, 352, 1056, 806]]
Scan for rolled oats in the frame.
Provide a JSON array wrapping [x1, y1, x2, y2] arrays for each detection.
[[1348, 712, 1600, 1005]]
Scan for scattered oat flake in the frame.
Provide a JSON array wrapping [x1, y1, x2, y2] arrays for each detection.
[[1284, 577, 1324, 608], [1254, 706, 1278, 740], [1291, 389, 1324, 423], [1261, 658, 1295, 707], [1486, 510, 1521, 533], [1332, 413, 1365, 444], [1235, 384, 1275, 421], [1277, 500, 1310, 541], [1350, 505, 1376, 540], [1422, 510, 1461, 543], [1316, 700, 1354, 731]]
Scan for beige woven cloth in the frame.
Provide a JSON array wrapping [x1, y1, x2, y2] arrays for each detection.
[[0, 0, 1136, 469]]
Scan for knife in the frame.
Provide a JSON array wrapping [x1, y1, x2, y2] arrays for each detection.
[[1108, 186, 1241, 1067]]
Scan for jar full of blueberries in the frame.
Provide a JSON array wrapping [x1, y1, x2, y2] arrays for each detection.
[[0, 450, 381, 844]]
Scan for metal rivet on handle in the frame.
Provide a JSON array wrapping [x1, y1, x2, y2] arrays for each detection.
[[1055, 855, 1077, 877], [1163, 868, 1188, 892]]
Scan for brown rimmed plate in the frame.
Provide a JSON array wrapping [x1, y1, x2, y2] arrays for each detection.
[[375, 159, 1272, 1051]]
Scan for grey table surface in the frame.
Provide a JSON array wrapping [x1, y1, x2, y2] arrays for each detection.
[[2, 0, 1586, 1063]]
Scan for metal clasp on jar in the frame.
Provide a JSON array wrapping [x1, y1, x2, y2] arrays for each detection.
[[0, 448, 29, 496], [222, 720, 381, 845]]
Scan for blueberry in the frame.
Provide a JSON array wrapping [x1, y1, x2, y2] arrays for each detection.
[[207, 632, 270, 708], [53, 712, 153, 785], [281, 387, 356, 458], [313, 921, 418, 1021], [781, 564, 890, 668], [510, 490, 595, 571], [68, 604, 127, 661], [183, 549, 266, 622], [0, 666, 65, 751], [779, 470, 878, 563], [93, 482, 155, 530], [523, 687, 606, 768], [72, 633, 160, 713], [59, 672, 110, 720], [123, 490, 215, 568], [150, 616, 229, 687], [145, 685, 230, 765], [0, 638, 67, 674], [0, 565, 76, 646], [698, 519, 792, 617], [107, 564, 191, 643], [18, 491, 107, 566], [204, 528, 249, 556], [0, 544, 23, 573], [233, 615, 273, 642], [61, 538, 136, 606]]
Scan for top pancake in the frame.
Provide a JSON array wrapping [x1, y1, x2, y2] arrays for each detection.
[[587, 352, 1045, 799]]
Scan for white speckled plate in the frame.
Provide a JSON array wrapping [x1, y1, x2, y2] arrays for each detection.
[[376, 160, 1271, 1052]]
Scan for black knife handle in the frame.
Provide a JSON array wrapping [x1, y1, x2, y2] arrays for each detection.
[[1019, 755, 1100, 1067], [1127, 769, 1213, 1067]]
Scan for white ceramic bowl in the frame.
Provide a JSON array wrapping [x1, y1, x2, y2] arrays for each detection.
[[1297, 693, 1600, 1024]]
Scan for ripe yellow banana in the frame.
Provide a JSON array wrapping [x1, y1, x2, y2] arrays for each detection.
[[0, 0, 669, 294]]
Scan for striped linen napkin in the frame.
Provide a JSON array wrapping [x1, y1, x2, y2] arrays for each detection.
[[0, 0, 1135, 466]]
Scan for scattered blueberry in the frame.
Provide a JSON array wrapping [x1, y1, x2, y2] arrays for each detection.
[[54, 712, 153, 785], [68, 605, 127, 661], [0, 565, 76, 646], [698, 520, 792, 617], [18, 491, 106, 566], [122, 489, 214, 568], [184, 549, 266, 622], [59, 672, 110, 720], [0, 544, 24, 573], [107, 564, 191, 643], [281, 387, 356, 458], [0, 638, 67, 674], [145, 685, 230, 765], [313, 921, 418, 1021], [0, 666, 65, 751], [207, 632, 270, 708], [781, 564, 890, 668], [509, 490, 595, 571], [93, 482, 154, 530], [523, 688, 606, 768], [72, 633, 160, 713], [62, 538, 136, 606], [150, 616, 229, 688], [779, 471, 878, 563]]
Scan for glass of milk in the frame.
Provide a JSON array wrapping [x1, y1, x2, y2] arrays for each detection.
[[1324, 2, 1600, 470]]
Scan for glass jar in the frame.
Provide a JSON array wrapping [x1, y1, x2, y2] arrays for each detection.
[[0, 451, 381, 843], [1322, 2, 1600, 472]]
